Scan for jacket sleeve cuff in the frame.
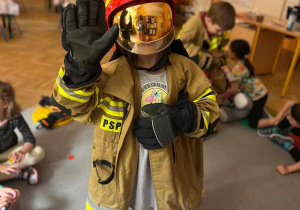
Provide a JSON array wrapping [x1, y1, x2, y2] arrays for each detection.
[[63, 53, 102, 89], [50, 94, 71, 116]]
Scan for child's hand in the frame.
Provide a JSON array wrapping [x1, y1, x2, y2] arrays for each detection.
[[0, 164, 19, 175], [0, 195, 14, 209], [0, 187, 20, 200], [220, 65, 229, 71], [0, 187, 20, 210], [276, 165, 289, 175], [0, 187, 19, 210], [8, 151, 25, 164]]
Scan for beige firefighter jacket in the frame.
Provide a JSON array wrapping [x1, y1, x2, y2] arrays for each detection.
[[177, 13, 230, 71], [52, 53, 219, 210]]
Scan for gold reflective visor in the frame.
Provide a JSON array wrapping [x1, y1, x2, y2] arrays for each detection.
[[113, 2, 174, 55]]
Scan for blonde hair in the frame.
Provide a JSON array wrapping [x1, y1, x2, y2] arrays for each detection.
[[0, 81, 21, 120]]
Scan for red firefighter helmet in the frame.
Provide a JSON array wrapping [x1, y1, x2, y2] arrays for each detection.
[[105, 0, 176, 55]]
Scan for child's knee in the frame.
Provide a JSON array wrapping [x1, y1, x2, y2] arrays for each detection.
[[233, 92, 252, 110], [29, 146, 45, 162]]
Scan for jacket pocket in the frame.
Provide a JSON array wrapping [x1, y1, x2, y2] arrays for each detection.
[[91, 128, 118, 184], [89, 134, 118, 206], [95, 114, 123, 143]]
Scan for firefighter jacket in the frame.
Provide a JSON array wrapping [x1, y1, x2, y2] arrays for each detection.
[[52, 52, 219, 210], [177, 12, 230, 71]]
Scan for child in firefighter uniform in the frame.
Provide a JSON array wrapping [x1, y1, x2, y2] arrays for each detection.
[[177, 1, 236, 105], [51, 0, 219, 209]]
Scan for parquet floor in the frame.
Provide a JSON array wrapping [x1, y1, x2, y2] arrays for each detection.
[[0, 0, 299, 112]]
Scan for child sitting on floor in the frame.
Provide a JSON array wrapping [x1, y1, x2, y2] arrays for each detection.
[[257, 101, 300, 175], [0, 81, 45, 184], [220, 39, 268, 128], [257, 101, 300, 138]]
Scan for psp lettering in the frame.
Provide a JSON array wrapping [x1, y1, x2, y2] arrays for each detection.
[[100, 116, 123, 132], [103, 119, 122, 130]]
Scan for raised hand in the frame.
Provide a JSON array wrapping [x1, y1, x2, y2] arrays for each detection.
[[62, 0, 119, 66]]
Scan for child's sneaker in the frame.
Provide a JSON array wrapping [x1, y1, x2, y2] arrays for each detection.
[[16, 168, 29, 180], [257, 127, 278, 137], [269, 133, 294, 150], [27, 167, 38, 185], [16, 167, 38, 185]]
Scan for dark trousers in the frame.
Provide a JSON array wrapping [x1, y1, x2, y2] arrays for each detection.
[[290, 147, 300, 162], [278, 117, 290, 130], [248, 94, 268, 128]]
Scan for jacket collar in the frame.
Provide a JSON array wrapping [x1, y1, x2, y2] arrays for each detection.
[[200, 12, 211, 42], [102, 57, 138, 106]]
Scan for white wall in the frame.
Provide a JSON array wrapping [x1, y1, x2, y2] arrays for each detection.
[[224, 0, 300, 51], [191, 0, 212, 14], [224, 0, 299, 19]]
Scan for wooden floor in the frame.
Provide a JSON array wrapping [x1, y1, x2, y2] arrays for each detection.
[[0, 0, 300, 112]]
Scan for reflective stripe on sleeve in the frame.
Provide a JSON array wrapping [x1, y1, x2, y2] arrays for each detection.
[[210, 44, 218, 50], [86, 193, 119, 210], [223, 31, 229, 39], [210, 37, 222, 50], [201, 110, 210, 129], [186, 43, 195, 51], [210, 38, 218, 45], [97, 97, 126, 117], [176, 24, 185, 39], [58, 68, 94, 97], [86, 200, 94, 210], [198, 50, 202, 57], [193, 88, 216, 102], [56, 68, 97, 103]]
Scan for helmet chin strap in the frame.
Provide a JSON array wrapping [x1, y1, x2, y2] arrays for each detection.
[[110, 44, 171, 71]]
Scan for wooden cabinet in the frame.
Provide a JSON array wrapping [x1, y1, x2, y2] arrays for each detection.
[[228, 24, 256, 49], [252, 30, 284, 75], [228, 23, 284, 75]]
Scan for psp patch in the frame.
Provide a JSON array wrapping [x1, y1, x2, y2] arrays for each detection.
[[100, 116, 122, 132]]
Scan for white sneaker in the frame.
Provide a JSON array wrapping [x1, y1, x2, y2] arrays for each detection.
[[27, 167, 38, 185], [18, 167, 39, 185]]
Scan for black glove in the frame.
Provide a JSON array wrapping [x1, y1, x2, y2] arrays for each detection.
[[62, 0, 119, 86], [39, 96, 51, 107], [133, 100, 197, 150]]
